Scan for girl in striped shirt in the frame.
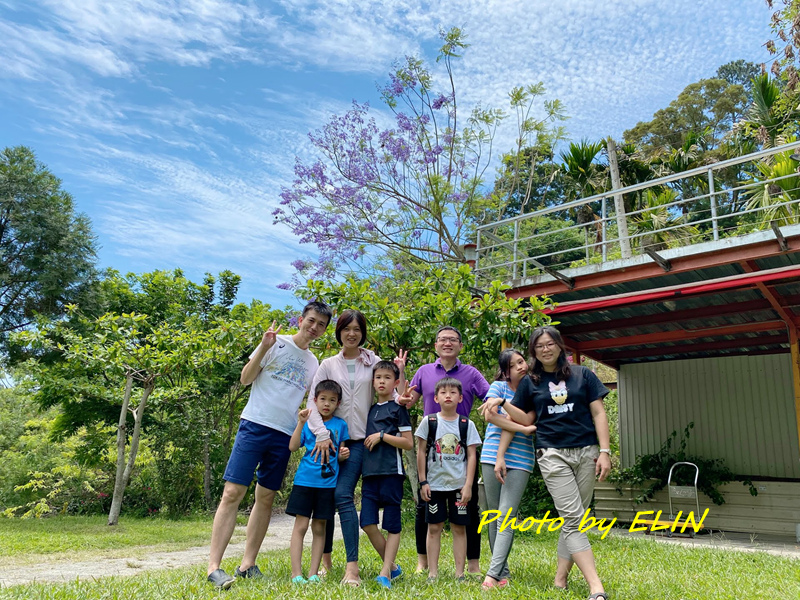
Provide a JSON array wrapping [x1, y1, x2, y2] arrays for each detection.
[[478, 349, 537, 590]]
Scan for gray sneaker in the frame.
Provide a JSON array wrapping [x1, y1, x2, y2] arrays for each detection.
[[235, 564, 264, 579], [207, 568, 235, 589]]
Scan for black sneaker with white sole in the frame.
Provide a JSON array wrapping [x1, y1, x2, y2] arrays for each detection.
[[207, 568, 235, 589], [235, 564, 264, 579]]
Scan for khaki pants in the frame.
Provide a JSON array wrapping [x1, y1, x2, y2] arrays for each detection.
[[537, 445, 599, 560]]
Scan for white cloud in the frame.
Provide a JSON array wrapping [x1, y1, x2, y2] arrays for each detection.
[[0, 0, 775, 304]]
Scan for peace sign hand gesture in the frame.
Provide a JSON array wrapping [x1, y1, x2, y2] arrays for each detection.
[[398, 384, 417, 407], [393, 349, 408, 372], [262, 320, 283, 351]]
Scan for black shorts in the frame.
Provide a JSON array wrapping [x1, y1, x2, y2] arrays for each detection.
[[285, 485, 335, 520], [360, 475, 404, 533], [426, 489, 469, 525]]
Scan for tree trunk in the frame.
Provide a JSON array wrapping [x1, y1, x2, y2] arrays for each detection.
[[203, 429, 212, 509], [405, 412, 419, 502], [607, 138, 632, 259], [108, 381, 154, 526], [108, 375, 133, 526]]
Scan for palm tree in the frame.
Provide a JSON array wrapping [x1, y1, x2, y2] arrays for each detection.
[[631, 188, 700, 250], [745, 145, 800, 226], [559, 140, 606, 255], [744, 74, 786, 149]]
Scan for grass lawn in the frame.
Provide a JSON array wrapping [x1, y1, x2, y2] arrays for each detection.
[[0, 522, 797, 599], [0, 515, 235, 566]]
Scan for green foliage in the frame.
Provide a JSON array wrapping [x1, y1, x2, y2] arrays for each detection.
[[624, 78, 749, 156], [297, 264, 552, 381], [630, 188, 701, 250], [611, 423, 757, 506], [745, 143, 800, 225], [0, 146, 97, 352], [9, 269, 290, 519], [716, 59, 761, 91], [739, 74, 800, 149]]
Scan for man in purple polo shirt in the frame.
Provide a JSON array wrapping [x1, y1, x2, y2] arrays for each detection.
[[400, 325, 489, 575]]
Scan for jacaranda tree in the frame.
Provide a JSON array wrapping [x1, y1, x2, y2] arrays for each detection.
[[273, 28, 564, 285]]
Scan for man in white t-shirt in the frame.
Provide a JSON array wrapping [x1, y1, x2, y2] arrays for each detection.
[[207, 301, 332, 588]]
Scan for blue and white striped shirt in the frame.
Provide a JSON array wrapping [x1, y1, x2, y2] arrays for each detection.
[[482, 381, 535, 472]]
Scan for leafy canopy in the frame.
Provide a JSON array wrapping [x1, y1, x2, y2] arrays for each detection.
[[0, 146, 97, 351]]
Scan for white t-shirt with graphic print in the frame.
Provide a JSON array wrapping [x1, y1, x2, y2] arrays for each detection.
[[240, 335, 319, 436], [415, 415, 481, 492]]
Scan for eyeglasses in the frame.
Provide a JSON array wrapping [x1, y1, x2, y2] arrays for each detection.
[[437, 337, 460, 343], [534, 342, 558, 351]]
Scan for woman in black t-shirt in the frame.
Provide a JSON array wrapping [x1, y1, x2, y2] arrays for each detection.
[[481, 326, 611, 600]]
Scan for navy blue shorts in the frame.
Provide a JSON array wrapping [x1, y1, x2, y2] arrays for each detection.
[[360, 475, 404, 534], [286, 485, 335, 521], [223, 419, 291, 491], [426, 489, 469, 525]]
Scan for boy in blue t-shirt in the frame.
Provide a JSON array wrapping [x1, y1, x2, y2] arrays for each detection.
[[286, 380, 350, 584], [360, 361, 413, 589]]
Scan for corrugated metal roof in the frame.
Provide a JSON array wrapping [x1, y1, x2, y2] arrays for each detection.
[[510, 234, 800, 367]]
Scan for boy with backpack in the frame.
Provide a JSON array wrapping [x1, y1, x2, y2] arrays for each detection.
[[414, 377, 481, 580], [360, 361, 413, 589]]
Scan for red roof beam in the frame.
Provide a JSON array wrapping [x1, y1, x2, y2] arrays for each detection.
[[572, 320, 788, 352], [594, 333, 789, 360], [558, 299, 774, 336], [546, 265, 800, 316], [507, 236, 800, 299]]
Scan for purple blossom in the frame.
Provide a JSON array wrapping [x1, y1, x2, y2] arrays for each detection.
[[289, 316, 299, 327], [431, 94, 448, 110], [277, 282, 293, 290], [291, 259, 307, 271], [396, 113, 415, 132]]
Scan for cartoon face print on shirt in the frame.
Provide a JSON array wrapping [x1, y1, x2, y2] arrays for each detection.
[[549, 380, 568, 405], [433, 433, 462, 464], [438, 433, 460, 455]]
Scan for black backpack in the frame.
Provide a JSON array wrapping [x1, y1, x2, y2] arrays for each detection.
[[425, 414, 469, 462]]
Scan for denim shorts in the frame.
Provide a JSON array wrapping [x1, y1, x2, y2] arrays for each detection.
[[223, 419, 291, 490]]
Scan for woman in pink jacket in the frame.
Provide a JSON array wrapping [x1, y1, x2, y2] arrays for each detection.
[[306, 309, 406, 587]]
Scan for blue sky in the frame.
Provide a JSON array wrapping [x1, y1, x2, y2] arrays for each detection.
[[0, 0, 774, 310]]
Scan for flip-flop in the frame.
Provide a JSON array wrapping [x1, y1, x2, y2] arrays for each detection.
[[341, 579, 361, 588], [482, 576, 509, 590], [587, 593, 608, 600]]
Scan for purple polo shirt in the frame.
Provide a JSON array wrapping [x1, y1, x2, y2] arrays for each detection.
[[410, 358, 491, 417]]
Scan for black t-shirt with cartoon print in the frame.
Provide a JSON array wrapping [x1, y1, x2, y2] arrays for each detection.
[[511, 366, 609, 450]]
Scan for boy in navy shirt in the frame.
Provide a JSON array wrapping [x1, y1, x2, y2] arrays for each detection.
[[287, 380, 350, 584], [360, 361, 413, 589]]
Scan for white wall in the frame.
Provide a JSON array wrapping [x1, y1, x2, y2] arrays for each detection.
[[618, 354, 800, 478]]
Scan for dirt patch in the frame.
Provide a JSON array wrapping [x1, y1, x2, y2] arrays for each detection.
[[0, 512, 342, 587]]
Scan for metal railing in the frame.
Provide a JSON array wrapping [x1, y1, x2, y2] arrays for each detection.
[[475, 141, 800, 282]]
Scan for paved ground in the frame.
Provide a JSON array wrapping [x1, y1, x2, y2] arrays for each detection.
[[0, 512, 342, 588]]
